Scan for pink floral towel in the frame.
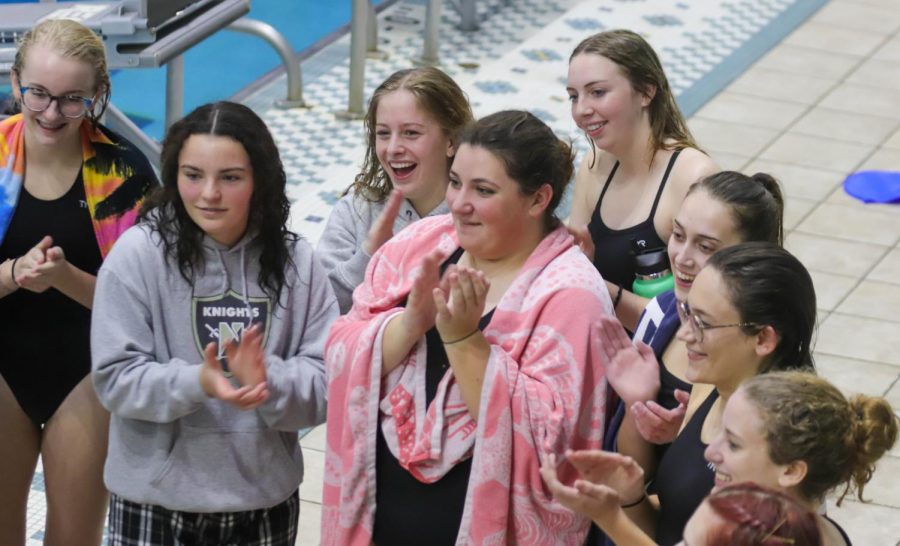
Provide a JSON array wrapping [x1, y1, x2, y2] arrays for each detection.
[[322, 215, 612, 546]]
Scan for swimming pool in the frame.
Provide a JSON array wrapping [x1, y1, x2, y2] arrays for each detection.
[[1, 0, 389, 140]]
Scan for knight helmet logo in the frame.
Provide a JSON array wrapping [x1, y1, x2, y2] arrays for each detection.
[[192, 291, 271, 368]]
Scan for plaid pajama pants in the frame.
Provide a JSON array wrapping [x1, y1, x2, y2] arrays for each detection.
[[107, 490, 299, 546]]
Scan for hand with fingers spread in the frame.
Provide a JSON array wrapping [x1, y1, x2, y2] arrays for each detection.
[[631, 388, 690, 445], [363, 189, 405, 255], [566, 224, 595, 262], [224, 324, 268, 388], [433, 266, 489, 344], [199, 342, 269, 410], [400, 249, 444, 338], [598, 316, 661, 407]]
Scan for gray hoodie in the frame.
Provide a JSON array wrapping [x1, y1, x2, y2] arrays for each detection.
[[316, 191, 449, 313], [92, 224, 338, 512]]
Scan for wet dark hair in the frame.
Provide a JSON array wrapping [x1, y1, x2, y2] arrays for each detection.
[[456, 110, 574, 231], [706, 242, 816, 373], [688, 171, 785, 245], [139, 101, 294, 302]]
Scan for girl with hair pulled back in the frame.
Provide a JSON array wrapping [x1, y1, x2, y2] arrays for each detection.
[[566, 29, 719, 330], [705, 371, 898, 545], [545, 243, 817, 546], [1, 18, 156, 545], [323, 110, 611, 545], [601, 171, 787, 491]]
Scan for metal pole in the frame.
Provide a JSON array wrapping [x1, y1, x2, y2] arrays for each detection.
[[103, 103, 162, 172], [227, 18, 306, 108], [165, 55, 184, 130], [336, 0, 367, 120], [417, 0, 441, 66], [459, 0, 478, 31], [366, 0, 388, 60]]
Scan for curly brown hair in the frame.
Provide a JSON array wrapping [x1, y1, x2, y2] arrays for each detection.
[[742, 371, 899, 504]]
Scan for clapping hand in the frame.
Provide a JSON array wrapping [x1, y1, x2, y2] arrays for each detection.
[[432, 266, 489, 343], [401, 249, 445, 338], [225, 324, 268, 388], [363, 190, 404, 255], [540, 450, 645, 526], [14, 235, 54, 292], [199, 340, 269, 411], [631, 388, 689, 445], [598, 316, 661, 407]]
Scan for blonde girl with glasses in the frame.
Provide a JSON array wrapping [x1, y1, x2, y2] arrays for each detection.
[[0, 19, 156, 546]]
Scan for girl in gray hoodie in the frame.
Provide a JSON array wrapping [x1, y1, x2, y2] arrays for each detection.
[[92, 102, 338, 545]]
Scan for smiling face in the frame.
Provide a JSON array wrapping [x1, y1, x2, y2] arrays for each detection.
[[704, 389, 790, 493], [374, 88, 454, 213], [676, 267, 763, 391], [177, 134, 254, 247], [446, 143, 548, 261], [12, 43, 96, 149], [669, 189, 743, 302], [566, 53, 651, 154]]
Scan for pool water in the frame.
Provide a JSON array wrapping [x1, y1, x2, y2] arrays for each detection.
[[1, 0, 388, 140]]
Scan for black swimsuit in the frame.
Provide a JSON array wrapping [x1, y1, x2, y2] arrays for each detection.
[[373, 248, 496, 546], [0, 174, 102, 425], [587, 150, 681, 289], [652, 389, 718, 546]]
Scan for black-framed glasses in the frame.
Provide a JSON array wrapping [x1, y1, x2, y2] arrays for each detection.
[[18, 86, 94, 119], [679, 300, 760, 343]]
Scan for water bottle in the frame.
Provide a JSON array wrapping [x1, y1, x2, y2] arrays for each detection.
[[632, 245, 674, 298]]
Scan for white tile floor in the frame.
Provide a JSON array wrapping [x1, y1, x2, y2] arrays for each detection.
[[19, 0, 900, 544]]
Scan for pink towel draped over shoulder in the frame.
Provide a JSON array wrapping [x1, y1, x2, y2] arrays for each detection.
[[322, 214, 613, 546]]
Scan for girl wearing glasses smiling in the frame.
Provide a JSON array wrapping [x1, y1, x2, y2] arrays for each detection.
[[548, 171, 791, 544], [544, 243, 818, 546], [0, 19, 156, 546]]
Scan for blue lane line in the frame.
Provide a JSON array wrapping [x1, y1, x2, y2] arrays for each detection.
[[677, 0, 830, 116]]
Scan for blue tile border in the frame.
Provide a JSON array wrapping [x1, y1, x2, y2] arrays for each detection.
[[676, 0, 830, 117]]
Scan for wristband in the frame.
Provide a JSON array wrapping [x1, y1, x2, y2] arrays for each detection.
[[10, 257, 21, 287], [620, 492, 647, 509], [612, 284, 623, 309], [442, 328, 480, 345]]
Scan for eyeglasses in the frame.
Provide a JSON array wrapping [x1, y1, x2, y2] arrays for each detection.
[[18, 86, 94, 119], [678, 300, 760, 343]]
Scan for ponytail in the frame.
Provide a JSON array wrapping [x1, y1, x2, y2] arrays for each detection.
[[688, 171, 784, 245]]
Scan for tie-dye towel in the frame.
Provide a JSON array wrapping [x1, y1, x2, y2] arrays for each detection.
[[322, 214, 613, 546], [0, 114, 155, 255]]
